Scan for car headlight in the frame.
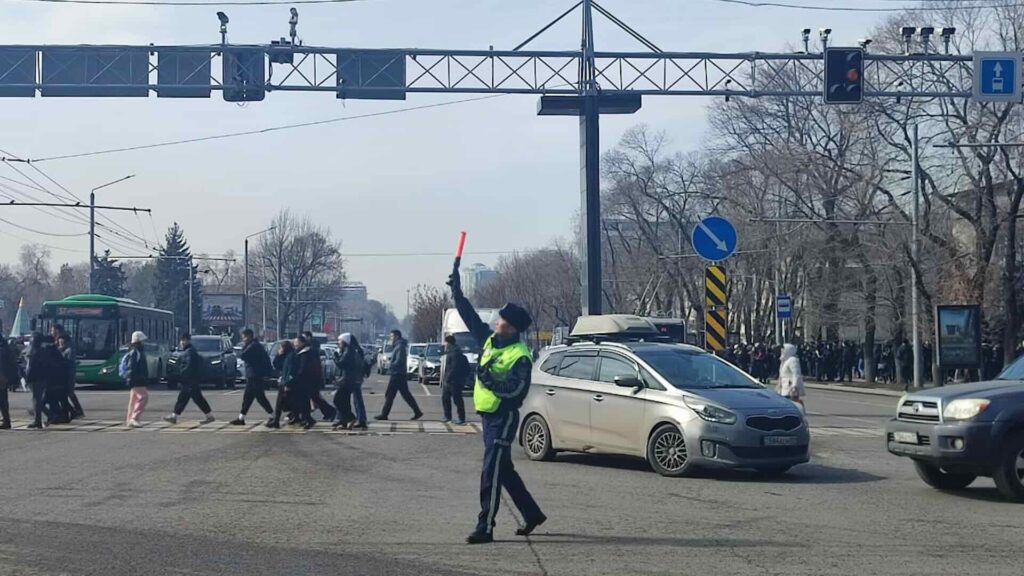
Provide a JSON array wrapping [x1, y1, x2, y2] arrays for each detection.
[[99, 366, 114, 375], [683, 396, 737, 424], [425, 361, 437, 369], [943, 399, 990, 421], [211, 360, 222, 366]]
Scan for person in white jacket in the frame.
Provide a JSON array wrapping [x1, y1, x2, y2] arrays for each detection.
[[777, 343, 805, 408]]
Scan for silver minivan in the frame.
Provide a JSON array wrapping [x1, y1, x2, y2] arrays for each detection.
[[520, 334, 809, 477]]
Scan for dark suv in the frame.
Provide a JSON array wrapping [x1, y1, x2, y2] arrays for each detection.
[[885, 356, 1024, 502]]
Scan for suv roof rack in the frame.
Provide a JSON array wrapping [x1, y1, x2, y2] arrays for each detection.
[[568, 314, 669, 344]]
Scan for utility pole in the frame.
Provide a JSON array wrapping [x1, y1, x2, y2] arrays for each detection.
[[243, 226, 275, 330], [775, 194, 783, 346], [276, 257, 283, 340], [88, 174, 135, 293], [911, 123, 922, 389]]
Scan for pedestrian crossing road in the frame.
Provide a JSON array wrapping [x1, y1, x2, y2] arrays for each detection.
[[3, 419, 483, 435], [0, 420, 881, 438]]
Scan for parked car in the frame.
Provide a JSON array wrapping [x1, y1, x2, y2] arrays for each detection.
[[321, 343, 339, 386], [519, 315, 809, 477], [377, 341, 394, 375], [418, 343, 443, 384], [885, 355, 1024, 502], [407, 343, 426, 378], [233, 344, 246, 383], [165, 335, 238, 389]]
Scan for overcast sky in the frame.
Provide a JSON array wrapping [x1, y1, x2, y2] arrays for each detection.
[[0, 0, 889, 314]]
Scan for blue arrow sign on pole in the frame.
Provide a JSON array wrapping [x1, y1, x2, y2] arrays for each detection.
[[691, 216, 738, 262], [973, 51, 1022, 103]]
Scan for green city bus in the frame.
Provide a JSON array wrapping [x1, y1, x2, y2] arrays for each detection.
[[37, 294, 176, 388]]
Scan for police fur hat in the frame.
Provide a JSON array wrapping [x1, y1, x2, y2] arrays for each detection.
[[499, 303, 532, 333]]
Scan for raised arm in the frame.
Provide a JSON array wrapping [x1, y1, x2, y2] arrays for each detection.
[[449, 270, 492, 346]]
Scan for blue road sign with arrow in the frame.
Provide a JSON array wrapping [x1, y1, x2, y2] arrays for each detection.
[[691, 216, 738, 262], [973, 52, 1022, 103]]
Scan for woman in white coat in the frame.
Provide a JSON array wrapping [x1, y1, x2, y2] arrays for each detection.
[[777, 343, 805, 409]]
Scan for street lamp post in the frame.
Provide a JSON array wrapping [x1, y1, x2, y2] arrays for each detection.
[[243, 226, 276, 330], [89, 174, 135, 293]]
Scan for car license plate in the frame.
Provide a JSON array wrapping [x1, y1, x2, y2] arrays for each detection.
[[894, 431, 919, 445], [764, 435, 799, 446]]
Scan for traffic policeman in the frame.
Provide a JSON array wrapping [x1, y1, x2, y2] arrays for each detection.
[[448, 270, 546, 544]]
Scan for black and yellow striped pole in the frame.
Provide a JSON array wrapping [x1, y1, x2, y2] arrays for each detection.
[[704, 264, 727, 352]]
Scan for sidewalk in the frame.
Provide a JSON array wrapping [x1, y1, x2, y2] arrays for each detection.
[[766, 377, 927, 398]]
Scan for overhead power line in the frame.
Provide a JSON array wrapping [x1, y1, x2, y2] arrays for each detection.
[[709, 0, 1024, 11], [28, 94, 507, 163], [3, 0, 366, 5]]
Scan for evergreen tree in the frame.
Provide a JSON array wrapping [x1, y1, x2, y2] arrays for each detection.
[[153, 223, 202, 333], [92, 250, 128, 297]]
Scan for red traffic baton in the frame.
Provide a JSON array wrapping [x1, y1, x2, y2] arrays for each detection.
[[454, 231, 467, 270]]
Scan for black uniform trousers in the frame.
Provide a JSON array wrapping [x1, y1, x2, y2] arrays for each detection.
[[380, 372, 421, 417], [240, 376, 273, 416], [476, 409, 543, 535], [173, 380, 212, 415], [66, 378, 83, 417]]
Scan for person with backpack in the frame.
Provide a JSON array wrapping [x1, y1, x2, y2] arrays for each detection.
[[231, 328, 274, 425], [332, 333, 368, 430], [163, 333, 215, 425], [123, 331, 150, 428]]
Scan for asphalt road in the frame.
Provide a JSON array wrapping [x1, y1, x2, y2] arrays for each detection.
[[0, 376, 1021, 576]]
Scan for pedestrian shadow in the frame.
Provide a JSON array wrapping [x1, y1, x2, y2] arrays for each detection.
[[522, 533, 800, 548], [543, 454, 884, 484]]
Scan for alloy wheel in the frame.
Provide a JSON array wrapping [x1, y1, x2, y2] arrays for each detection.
[[525, 420, 547, 456], [654, 431, 687, 472]]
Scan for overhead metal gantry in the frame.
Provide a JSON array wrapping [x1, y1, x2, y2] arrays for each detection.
[[0, 0, 980, 315]]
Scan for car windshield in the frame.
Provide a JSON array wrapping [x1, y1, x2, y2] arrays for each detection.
[[410, 344, 426, 357], [191, 338, 221, 353], [424, 344, 442, 357], [996, 355, 1024, 380], [634, 347, 760, 390], [452, 332, 481, 354]]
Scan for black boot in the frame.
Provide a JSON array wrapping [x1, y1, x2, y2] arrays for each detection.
[[466, 531, 493, 545], [516, 514, 547, 536]]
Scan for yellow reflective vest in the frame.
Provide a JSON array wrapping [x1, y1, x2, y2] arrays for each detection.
[[473, 335, 533, 413]]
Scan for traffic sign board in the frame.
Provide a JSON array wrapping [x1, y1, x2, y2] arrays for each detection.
[[973, 52, 1022, 103], [691, 216, 738, 262], [777, 293, 792, 320]]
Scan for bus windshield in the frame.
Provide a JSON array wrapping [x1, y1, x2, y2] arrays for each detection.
[[71, 319, 118, 360]]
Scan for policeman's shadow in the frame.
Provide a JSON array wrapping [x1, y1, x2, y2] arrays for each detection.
[[520, 533, 800, 548]]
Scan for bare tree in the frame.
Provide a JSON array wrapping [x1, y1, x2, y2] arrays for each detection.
[[409, 285, 449, 342]]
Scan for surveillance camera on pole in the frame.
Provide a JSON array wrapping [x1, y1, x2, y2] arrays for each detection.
[[289, 8, 299, 45], [819, 28, 831, 51], [858, 38, 872, 52], [940, 27, 957, 54], [901, 26, 916, 55], [217, 11, 229, 45], [801, 28, 811, 54], [919, 26, 935, 54]]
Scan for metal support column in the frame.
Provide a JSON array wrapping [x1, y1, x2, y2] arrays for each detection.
[[580, 93, 602, 316], [243, 238, 249, 329], [89, 191, 95, 294], [911, 123, 922, 389], [188, 260, 194, 336]]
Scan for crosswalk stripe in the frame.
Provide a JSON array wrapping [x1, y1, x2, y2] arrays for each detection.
[[810, 427, 881, 437], [0, 420, 479, 435]]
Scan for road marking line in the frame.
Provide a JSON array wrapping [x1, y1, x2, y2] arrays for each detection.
[[421, 383, 432, 396]]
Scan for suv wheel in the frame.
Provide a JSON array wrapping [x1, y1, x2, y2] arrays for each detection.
[[992, 432, 1024, 502], [522, 415, 555, 461], [913, 460, 976, 491], [647, 424, 696, 477]]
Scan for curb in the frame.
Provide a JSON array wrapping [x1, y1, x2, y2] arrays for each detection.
[[805, 383, 904, 398]]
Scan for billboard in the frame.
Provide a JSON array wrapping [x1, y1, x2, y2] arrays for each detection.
[[935, 305, 982, 369], [202, 294, 243, 327]]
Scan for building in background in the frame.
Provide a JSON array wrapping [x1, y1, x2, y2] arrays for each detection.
[[335, 282, 369, 340], [461, 263, 497, 297]]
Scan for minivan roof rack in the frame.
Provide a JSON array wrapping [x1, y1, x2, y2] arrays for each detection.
[[568, 314, 670, 344]]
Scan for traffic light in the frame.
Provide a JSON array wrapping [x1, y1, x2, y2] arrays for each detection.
[[823, 47, 864, 104]]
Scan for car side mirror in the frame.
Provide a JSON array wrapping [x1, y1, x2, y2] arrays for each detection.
[[614, 375, 643, 389]]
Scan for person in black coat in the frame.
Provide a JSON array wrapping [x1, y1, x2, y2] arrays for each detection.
[[231, 328, 274, 425], [302, 331, 337, 423], [0, 330, 16, 429], [25, 333, 63, 429], [292, 334, 318, 429], [52, 325, 84, 420], [267, 339, 298, 428], [164, 333, 215, 424], [441, 334, 469, 425], [332, 333, 368, 430]]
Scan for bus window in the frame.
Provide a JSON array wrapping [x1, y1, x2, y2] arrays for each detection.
[[76, 319, 117, 360]]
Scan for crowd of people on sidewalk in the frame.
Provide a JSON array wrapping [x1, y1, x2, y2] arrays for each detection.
[[718, 338, 1017, 387]]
